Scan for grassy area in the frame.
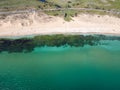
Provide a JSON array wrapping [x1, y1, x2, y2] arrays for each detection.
[[0, 0, 120, 21], [1, 0, 120, 10], [46, 0, 120, 10], [0, 0, 58, 11], [46, 0, 120, 21], [0, 0, 40, 9]]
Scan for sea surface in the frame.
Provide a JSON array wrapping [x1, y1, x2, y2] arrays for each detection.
[[0, 40, 120, 90]]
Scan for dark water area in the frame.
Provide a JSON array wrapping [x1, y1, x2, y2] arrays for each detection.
[[0, 34, 120, 53], [0, 35, 120, 90], [40, 0, 46, 2]]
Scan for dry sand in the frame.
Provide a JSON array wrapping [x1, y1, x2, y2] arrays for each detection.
[[0, 12, 120, 37]]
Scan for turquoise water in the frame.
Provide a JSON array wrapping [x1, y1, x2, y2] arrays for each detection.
[[0, 40, 120, 90]]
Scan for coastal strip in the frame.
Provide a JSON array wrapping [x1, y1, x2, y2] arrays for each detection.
[[0, 12, 120, 37]]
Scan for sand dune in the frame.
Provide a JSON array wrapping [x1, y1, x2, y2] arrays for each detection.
[[0, 12, 120, 37]]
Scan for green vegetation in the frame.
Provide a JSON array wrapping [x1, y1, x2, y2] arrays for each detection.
[[64, 9, 78, 21], [50, 0, 120, 16], [0, 34, 120, 53], [0, 0, 120, 21], [0, 0, 60, 11], [1, 0, 120, 11], [0, 0, 40, 11], [45, 10, 63, 16], [45, 0, 120, 20]]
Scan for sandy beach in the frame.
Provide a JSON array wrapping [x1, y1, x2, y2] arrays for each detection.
[[0, 12, 120, 37]]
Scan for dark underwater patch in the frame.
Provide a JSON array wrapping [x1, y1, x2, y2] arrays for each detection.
[[0, 34, 120, 53]]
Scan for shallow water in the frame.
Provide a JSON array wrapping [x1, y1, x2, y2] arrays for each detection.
[[0, 40, 120, 90]]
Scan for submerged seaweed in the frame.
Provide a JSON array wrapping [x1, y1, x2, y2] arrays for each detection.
[[0, 34, 120, 53]]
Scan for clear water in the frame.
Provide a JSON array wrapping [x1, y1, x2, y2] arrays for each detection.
[[0, 40, 120, 90]]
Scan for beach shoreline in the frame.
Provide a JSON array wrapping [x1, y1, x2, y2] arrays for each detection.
[[0, 12, 120, 37]]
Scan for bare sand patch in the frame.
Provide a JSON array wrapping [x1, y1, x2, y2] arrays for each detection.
[[0, 12, 120, 37]]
